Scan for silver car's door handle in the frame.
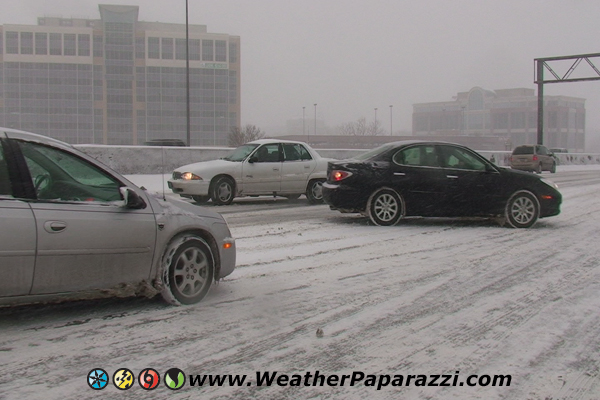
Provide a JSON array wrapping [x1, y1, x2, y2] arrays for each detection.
[[447, 175, 459, 179], [273, 168, 280, 171], [304, 165, 310, 169], [44, 221, 67, 233]]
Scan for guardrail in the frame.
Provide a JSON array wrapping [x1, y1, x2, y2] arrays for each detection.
[[75, 145, 600, 175]]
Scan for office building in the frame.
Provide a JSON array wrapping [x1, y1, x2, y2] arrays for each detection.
[[0, 4, 240, 145], [412, 87, 585, 151]]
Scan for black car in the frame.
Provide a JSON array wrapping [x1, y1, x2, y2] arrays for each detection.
[[322, 141, 562, 228]]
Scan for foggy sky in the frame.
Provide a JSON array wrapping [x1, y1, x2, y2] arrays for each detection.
[[2, 0, 600, 144]]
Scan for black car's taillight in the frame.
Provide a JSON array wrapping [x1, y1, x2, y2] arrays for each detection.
[[331, 170, 353, 181]]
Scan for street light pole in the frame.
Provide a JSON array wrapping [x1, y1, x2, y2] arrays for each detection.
[[313, 103, 317, 143], [389, 105, 393, 135], [185, 0, 191, 146], [303, 106, 306, 141]]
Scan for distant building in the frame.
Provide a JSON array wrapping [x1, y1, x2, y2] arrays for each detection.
[[412, 87, 585, 151], [0, 4, 240, 145]]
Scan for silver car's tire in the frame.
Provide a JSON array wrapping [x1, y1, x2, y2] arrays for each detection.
[[211, 177, 235, 205], [550, 162, 556, 173], [535, 163, 542, 174], [367, 187, 405, 226], [505, 191, 540, 229], [306, 179, 324, 204], [160, 235, 215, 305]]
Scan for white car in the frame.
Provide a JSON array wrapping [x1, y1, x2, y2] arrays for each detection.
[[168, 139, 332, 205]]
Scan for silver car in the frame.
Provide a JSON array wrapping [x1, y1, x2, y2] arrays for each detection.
[[0, 128, 236, 306]]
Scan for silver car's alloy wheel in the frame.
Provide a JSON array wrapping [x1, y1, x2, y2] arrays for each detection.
[[306, 179, 324, 204], [367, 188, 404, 226], [161, 236, 215, 305], [506, 191, 540, 229]]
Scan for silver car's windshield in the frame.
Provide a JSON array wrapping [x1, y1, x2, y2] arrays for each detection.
[[223, 144, 259, 162]]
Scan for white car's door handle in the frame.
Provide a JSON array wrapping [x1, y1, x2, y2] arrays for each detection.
[[273, 168, 279, 171]]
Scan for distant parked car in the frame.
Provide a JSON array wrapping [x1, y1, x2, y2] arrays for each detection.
[[145, 139, 187, 146], [510, 144, 556, 173], [322, 141, 562, 228], [0, 128, 235, 307], [168, 139, 332, 205]]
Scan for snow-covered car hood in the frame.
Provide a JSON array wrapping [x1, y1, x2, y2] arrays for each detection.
[[149, 192, 225, 221], [174, 159, 235, 176]]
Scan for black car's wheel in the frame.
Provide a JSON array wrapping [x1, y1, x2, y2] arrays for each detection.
[[505, 191, 540, 229], [161, 235, 215, 305], [211, 177, 235, 205], [367, 188, 405, 226], [535, 163, 542, 174], [192, 195, 209, 203], [550, 162, 556, 173], [306, 179, 324, 204]]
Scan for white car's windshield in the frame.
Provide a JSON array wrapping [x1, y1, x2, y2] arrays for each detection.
[[223, 144, 260, 161]]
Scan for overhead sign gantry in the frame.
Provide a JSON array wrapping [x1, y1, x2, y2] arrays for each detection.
[[534, 52, 600, 145]]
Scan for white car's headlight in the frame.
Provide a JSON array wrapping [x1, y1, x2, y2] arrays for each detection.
[[541, 178, 559, 190], [181, 172, 203, 181]]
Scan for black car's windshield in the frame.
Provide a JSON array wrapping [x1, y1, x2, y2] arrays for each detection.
[[353, 143, 397, 161], [223, 144, 259, 161]]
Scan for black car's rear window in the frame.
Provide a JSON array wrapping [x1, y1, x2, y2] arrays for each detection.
[[513, 146, 534, 155]]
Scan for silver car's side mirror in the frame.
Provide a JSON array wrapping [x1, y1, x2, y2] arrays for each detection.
[[120, 187, 147, 209]]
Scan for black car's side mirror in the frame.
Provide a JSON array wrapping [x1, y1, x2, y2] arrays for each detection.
[[120, 187, 147, 209]]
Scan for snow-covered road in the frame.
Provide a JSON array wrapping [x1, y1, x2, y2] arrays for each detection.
[[1, 166, 599, 399]]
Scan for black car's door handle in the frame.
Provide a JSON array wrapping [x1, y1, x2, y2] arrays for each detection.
[[446, 175, 459, 179], [393, 172, 406, 176]]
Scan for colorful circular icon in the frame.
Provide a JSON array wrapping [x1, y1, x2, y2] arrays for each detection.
[[139, 368, 160, 390], [87, 368, 109, 390], [164, 368, 185, 390], [113, 368, 135, 390]]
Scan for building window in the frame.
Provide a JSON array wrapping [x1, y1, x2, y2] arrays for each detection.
[[20, 32, 34, 54], [93, 35, 103, 57], [35, 32, 48, 55], [64, 34, 76, 55], [161, 37, 173, 59], [229, 43, 237, 63], [6, 31, 19, 54], [215, 40, 227, 62], [148, 37, 159, 59], [189, 39, 200, 60], [175, 38, 186, 60], [202, 39, 213, 61], [78, 34, 90, 56], [468, 89, 484, 110], [135, 37, 145, 59]]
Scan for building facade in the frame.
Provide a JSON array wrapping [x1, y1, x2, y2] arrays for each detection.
[[0, 4, 240, 145], [412, 87, 585, 151]]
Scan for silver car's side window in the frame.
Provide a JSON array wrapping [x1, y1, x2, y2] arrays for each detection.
[[254, 144, 280, 163], [18, 141, 122, 202], [0, 142, 12, 196]]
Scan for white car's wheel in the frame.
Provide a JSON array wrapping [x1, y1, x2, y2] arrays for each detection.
[[160, 235, 215, 305], [306, 179, 324, 204], [211, 177, 235, 205]]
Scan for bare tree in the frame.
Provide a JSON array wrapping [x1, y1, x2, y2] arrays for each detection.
[[228, 124, 265, 147], [337, 117, 379, 136]]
